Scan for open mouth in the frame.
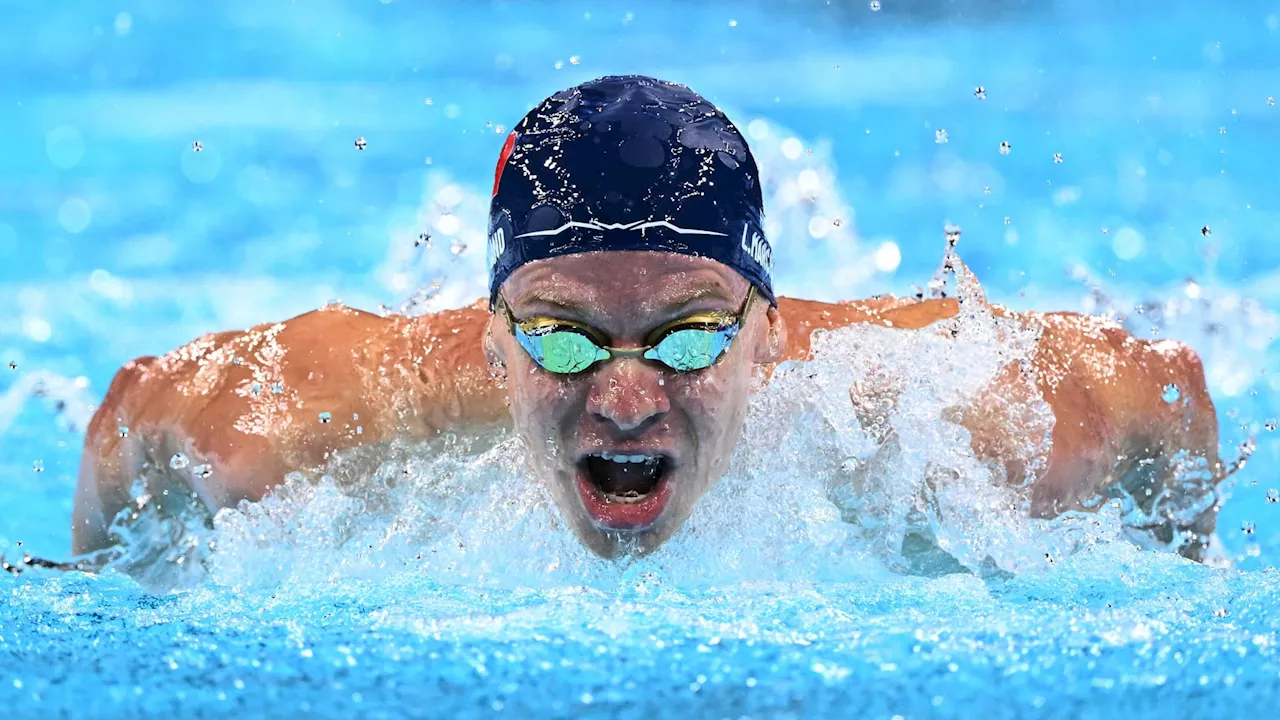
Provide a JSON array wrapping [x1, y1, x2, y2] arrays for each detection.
[[575, 451, 675, 530]]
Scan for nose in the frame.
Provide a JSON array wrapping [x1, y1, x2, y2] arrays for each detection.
[[585, 358, 671, 433]]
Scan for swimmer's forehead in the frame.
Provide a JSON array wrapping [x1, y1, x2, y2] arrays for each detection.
[[505, 253, 748, 318]]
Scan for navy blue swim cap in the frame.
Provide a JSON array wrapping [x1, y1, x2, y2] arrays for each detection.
[[487, 75, 775, 308]]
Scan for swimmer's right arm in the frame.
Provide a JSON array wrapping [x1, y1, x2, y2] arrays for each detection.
[[72, 302, 508, 554]]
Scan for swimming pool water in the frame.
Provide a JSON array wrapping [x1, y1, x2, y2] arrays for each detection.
[[3, 0, 1280, 716]]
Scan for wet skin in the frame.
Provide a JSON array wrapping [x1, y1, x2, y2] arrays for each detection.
[[73, 252, 1222, 560]]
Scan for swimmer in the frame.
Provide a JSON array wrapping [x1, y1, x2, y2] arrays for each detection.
[[70, 75, 1223, 567]]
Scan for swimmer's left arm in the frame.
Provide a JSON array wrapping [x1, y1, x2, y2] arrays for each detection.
[[1012, 311, 1221, 509]]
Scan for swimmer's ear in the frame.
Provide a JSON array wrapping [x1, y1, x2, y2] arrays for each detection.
[[483, 313, 506, 367], [754, 303, 786, 364]]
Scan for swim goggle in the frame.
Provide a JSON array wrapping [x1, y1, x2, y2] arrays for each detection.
[[497, 287, 757, 375]]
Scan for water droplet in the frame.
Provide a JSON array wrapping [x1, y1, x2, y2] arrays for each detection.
[[934, 129, 949, 144], [354, 137, 368, 151], [1053, 152, 1064, 164], [32, 460, 44, 473], [1201, 225, 1211, 236], [169, 453, 189, 470], [319, 411, 332, 424], [974, 86, 986, 99], [1266, 488, 1279, 503], [118, 426, 129, 438], [869, 0, 881, 9], [1161, 384, 1181, 403], [999, 141, 1011, 155], [1242, 520, 1256, 534]]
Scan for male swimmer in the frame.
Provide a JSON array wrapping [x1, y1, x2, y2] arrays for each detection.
[[71, 75, 1222, 566]]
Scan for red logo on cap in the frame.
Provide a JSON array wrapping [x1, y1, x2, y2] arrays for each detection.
[[493, 131, 518, 198]]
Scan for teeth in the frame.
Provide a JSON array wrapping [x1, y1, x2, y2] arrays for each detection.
[[605, 490, 647, 504], [598, 452, 658, 464]]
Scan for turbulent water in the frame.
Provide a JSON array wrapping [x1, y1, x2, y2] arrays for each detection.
[[4, 256, 1268, 719]]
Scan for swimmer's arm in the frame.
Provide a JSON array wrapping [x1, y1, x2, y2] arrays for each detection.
[[72, 303, 508, 555], [1013, 311, 1221, 513]]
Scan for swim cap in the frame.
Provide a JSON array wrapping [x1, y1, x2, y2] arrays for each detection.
[[487, 75, 775, 307]]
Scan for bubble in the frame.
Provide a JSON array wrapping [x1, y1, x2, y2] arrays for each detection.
[[191, 141, 203, 152], [450, 239, 467, 255], [32, 460, 44, 473], [7, 361, 15, 370], [1161, 384, 1181, 403], [435, 214, 461, 236], [57, 198, 92, 233], [1111, 227, 1145, 260], [319, 412, 332, 424], [24, 318, 52, 342], [46, 125, 85, 169], [194, 464, 213, 478], [118, 426, 129, 438], [729, 19, 738, 26], [1242, 521, 1255, 534], [170, 453, 189, 470], [354, 137, 367, 151], [1184, 281, 1201, 299], [974, 86, 986, 99], [869, 0, 881, 9], [416, 232, 432, 248], [747, 119, 769, 140], [781, 138, 803, 160], [1266, 419, 1276, 431], [935, 129, 949, 144], [114, 12, 132, 35], [271, 382, 284, 394], [873, 242, 902, 273], [797, 169, 821, 194], [569, 56, 581, 64], [554, 60, 564, 70], [1266, 489, 1279, 503], [1201, 225, 1211, 236], [1053, 153, 1064, 164], [999, 141, 1011, 155]]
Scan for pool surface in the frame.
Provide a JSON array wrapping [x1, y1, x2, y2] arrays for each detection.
[[2, 0, 1279, 717]]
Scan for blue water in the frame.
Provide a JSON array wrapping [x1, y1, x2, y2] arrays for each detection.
[[3, 0, 1280, 716]]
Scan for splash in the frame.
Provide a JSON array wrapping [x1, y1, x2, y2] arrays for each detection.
[[90, 247, 1214, 593]]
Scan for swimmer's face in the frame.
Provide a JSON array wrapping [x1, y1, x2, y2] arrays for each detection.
[[487, 251, 784, 557]]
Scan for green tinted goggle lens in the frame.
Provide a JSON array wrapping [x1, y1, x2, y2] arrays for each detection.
[[514, 322, 739, 375]]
